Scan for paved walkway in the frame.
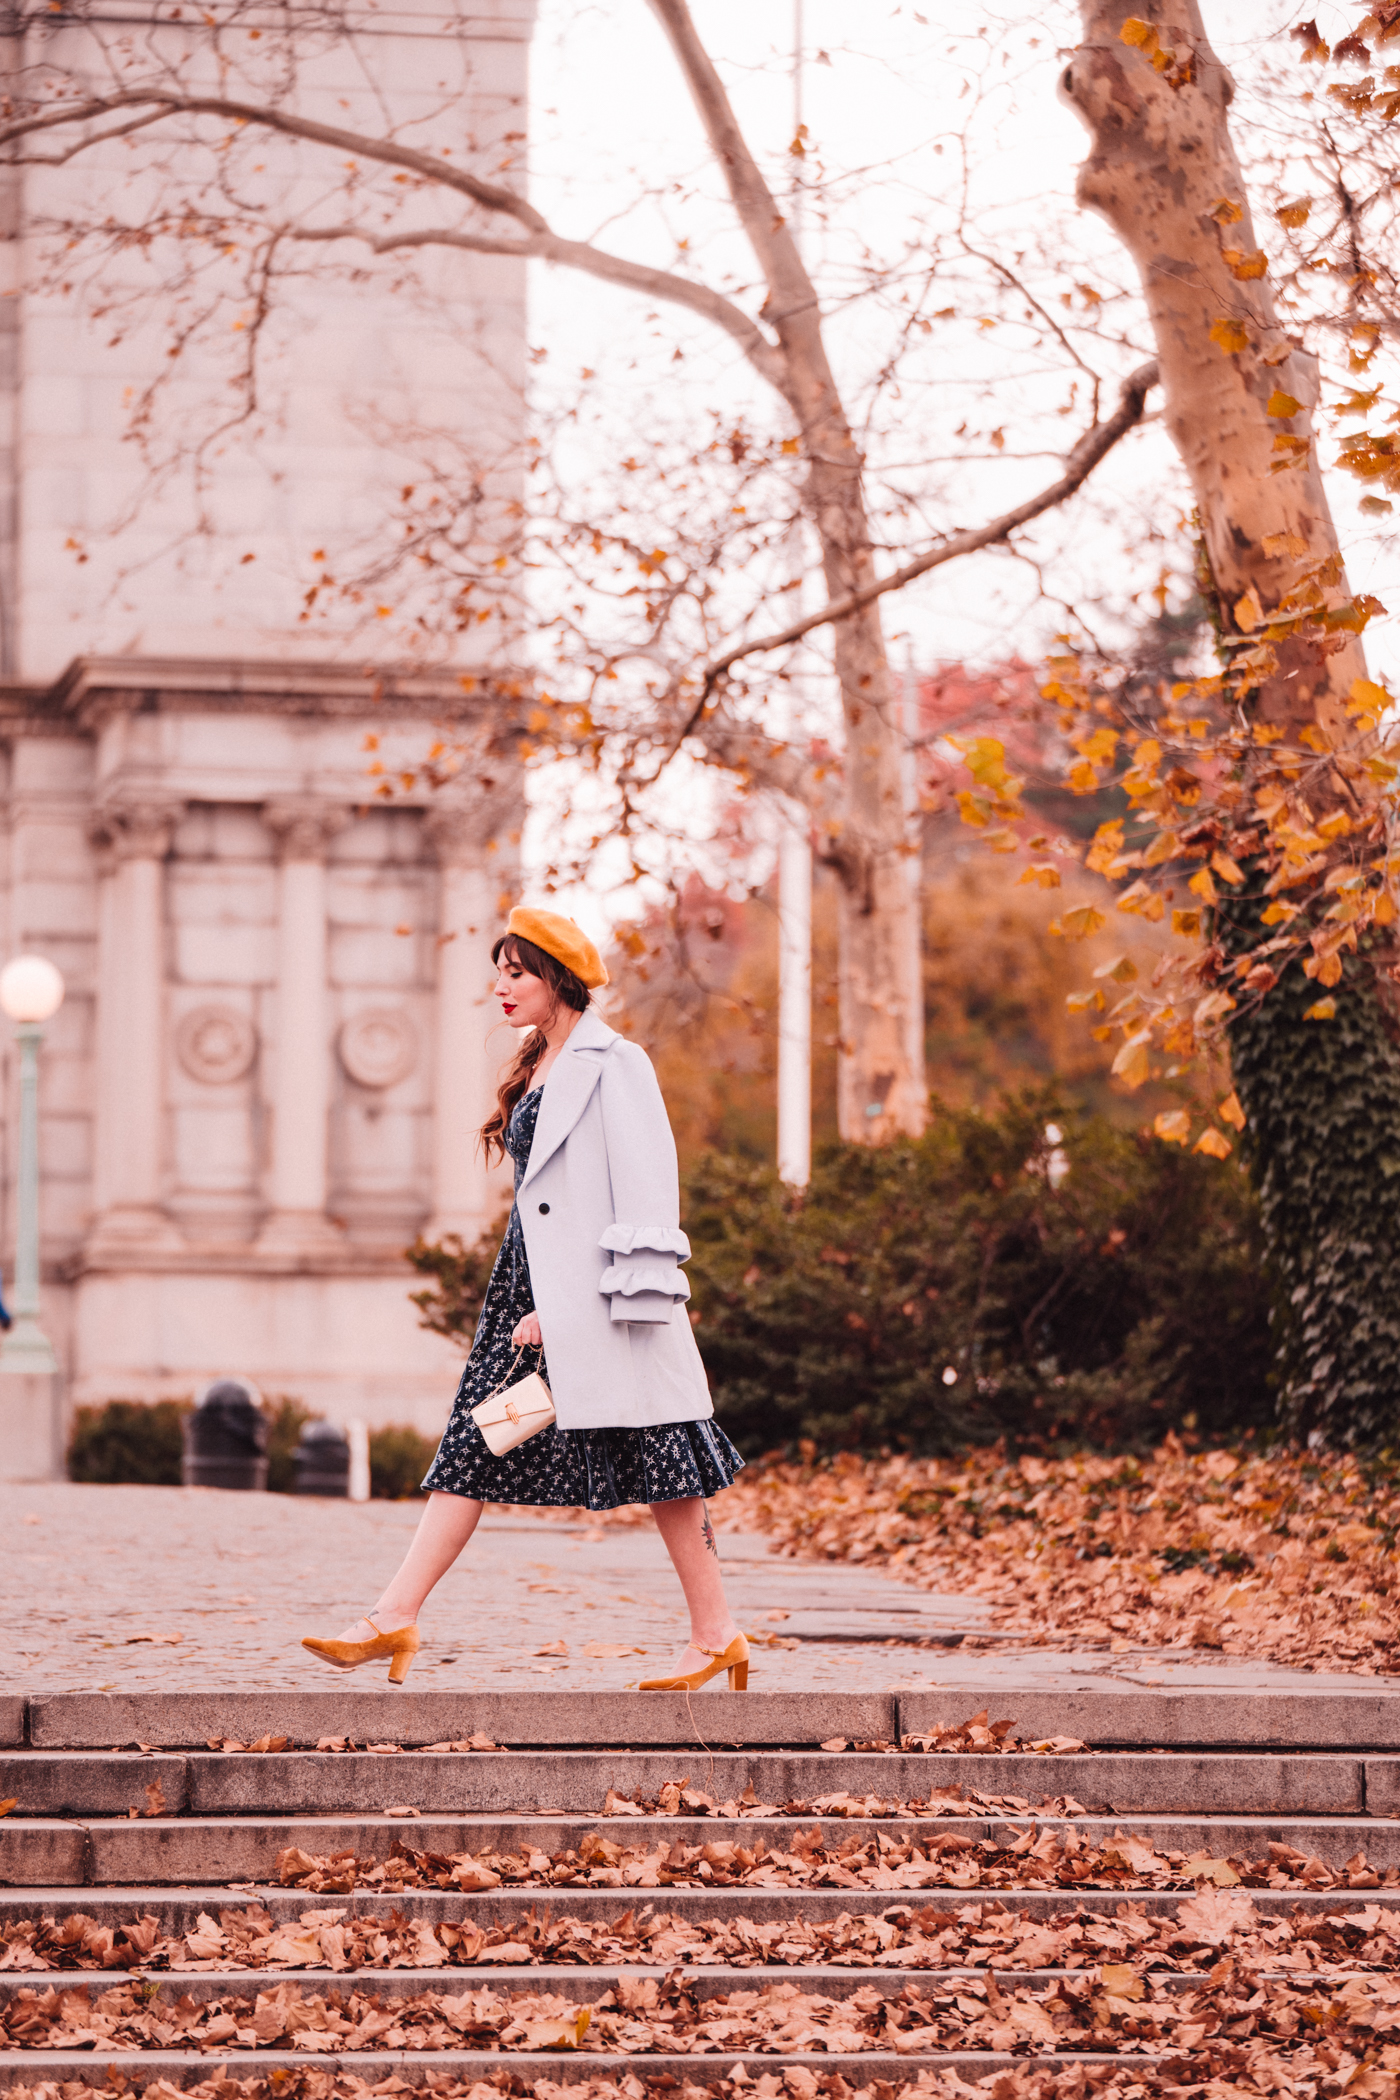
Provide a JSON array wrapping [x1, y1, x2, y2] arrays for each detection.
[[2, 1482, 1002, 1695], [7, 1482, 1398, 1713]]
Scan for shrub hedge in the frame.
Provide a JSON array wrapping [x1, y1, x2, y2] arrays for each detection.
[[409, 1089, 1273, 1455], [65, 1395, 433, 1497]]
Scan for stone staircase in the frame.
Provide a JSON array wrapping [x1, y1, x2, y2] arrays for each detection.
[[3, 1685, 1400, 2090]]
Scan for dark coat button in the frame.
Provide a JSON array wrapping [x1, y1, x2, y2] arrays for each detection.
[[538, 1202, 550, 1214]]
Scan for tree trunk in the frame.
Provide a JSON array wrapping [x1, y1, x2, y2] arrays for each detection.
[[649, 0, 925, 1144], [1064, 1, 1400, 1443]]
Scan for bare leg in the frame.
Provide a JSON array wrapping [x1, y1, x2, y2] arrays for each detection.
[[649, 1495, 741, 1672], [337, 1492, 484, 1640]]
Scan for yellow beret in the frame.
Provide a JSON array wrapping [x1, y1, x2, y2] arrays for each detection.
[[506, 906, 609, 989]]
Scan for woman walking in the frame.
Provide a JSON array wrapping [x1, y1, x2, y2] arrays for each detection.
[[303, 906, 748, 1691]]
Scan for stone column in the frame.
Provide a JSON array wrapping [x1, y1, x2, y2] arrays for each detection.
[[258, 800, 349, 1254], [85, 799, 185, 1260], [423, 800, 514, 1242]]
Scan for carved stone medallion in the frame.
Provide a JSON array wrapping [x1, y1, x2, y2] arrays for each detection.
[[339, 1007, 418, 1090], [176, 1004, 258, 1085]]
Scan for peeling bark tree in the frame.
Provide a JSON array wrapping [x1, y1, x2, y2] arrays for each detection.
[[645, 3, 919, 1144], [1064, 1, 1400, 1443]]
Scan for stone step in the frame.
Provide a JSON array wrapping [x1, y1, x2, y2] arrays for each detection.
[[2, 1881, 1392, 1930], [14, 1682, 1400, 1750], [0, 2049, 1120, 2089], [0, 1748, 1380, 1817], [0, 1965, 1239, 2005], [2, 1810, 1395, 1888]]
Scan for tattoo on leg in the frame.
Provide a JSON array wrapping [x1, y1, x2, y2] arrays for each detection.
[[701, 1500, 717, 1556]]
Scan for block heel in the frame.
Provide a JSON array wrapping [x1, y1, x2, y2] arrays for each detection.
[[640, 1633, 750, 1692]]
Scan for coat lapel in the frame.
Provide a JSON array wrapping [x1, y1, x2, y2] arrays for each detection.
[[517, 1011, 617, 1194]]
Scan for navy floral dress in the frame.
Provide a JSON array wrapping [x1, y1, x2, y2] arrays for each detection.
[[422, 1085, 744, 1510]]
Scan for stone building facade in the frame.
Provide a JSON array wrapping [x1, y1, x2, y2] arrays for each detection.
[[1, 657, 518, 1430], [0, 0, 536, 1452]]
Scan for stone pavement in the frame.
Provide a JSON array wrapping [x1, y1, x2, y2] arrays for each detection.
[[9, 1482, 1400, 1735], [3, 1482, 999, 1696]]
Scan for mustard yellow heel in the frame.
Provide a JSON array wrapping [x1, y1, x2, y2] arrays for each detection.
[[302, 1614, 420, 1685], [640, 1634, 749, 1692]]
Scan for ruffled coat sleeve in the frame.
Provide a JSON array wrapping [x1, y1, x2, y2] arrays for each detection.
[[595, 1042, 692, 1325]]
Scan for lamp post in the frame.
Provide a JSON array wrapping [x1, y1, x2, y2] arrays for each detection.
[[0, 955, 65, 1373]]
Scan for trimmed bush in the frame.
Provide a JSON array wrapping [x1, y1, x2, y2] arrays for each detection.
[[409, 1090, 1273, 1456], [263, 1397, 320, 1494], [67, 1392, 320, 1489], [67, 1398, 190, 1484], [370, 1424, 437, 1500], [685, 1090, 1271, 1455]]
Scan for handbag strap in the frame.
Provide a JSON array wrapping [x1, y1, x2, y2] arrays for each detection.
[[481, 1340, 542, 1405]]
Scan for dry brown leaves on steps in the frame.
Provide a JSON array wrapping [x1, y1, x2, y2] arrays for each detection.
[[264, 1826, 1398, 1899], [708, 1439, 1400, 1671], [11, 1963, 1400, 2062], [16, 2062, 1400, 2100], [7, 1890, 1400, 1978]]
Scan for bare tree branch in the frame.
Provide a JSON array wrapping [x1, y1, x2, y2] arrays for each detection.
[[287, 223, 787, 388], [699, 358, 1161, 692], [0, 87, 791, 395]]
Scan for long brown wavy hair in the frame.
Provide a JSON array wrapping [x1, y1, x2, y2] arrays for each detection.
[[479, 932, 592, 1164]]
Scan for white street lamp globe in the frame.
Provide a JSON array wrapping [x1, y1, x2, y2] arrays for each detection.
[[0, 956, 65, 1024]]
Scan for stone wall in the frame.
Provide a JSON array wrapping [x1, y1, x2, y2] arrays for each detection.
[[0, 660, 521, 1435]]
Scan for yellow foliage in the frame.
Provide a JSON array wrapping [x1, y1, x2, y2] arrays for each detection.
[[1154, 1109, 1192, 1146], [1233, 585, 1263, 633], [1219, 1093, 1246, 1131], [1116, 880, 1165, 922], [1194, 1127, 1233, 1159], [1074, 726, 1119, 766], [1305, 996, 1337, 1020], [1349, 676, 1391, 721], [1189, 868, 1219, 905], [1112, 1032, 1153, 1089], [1054, 905, 1107, 940], [1017, 863, 1062, 888], [1092, 955, 1139, 983], [1210, 316, 1249, 355], [1266, 390, 1303, 419], [1172, 908, 1202, 937]]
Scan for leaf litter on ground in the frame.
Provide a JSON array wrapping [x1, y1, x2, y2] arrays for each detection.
[[705, 1437, 1400, 1672], [8, 1888, 1400, 1982], [11, 1951, 1400, 2077]]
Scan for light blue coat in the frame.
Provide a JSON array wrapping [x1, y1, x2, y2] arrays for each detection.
[[515, 1010, 714, 1431]]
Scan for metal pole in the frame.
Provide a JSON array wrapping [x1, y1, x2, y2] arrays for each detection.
[[776, 0, 813, 1188], [2, 1019, 57, 1371], [902, 648, 927, 1115]]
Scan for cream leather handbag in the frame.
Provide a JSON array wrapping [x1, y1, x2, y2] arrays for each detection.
[[471, 1345, 556, 1457]]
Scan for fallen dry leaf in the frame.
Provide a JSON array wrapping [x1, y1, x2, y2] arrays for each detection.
[[708, 1439, 1400, 1674], [581, 1640, 646, 1658]]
